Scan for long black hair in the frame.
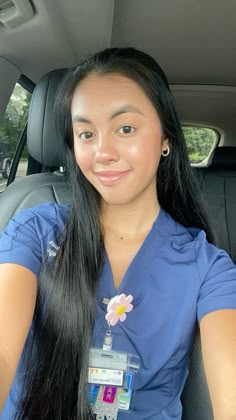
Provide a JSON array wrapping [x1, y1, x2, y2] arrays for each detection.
[[17, 48, 215, 419]]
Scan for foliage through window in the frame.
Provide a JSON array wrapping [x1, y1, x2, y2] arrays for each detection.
[[183, 126, 217, 164], [0, 83, 31, 159], [0, 82, 31, 192]]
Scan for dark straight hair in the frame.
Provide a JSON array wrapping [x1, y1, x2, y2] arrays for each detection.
[[17, 47, 216, 419]]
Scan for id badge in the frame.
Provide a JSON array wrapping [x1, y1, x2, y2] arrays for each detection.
[[88, 347, 139, 419]]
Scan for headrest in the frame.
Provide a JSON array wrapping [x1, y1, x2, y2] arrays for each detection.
[[27, 69, 68, 167], [211, 146, 236, 170]]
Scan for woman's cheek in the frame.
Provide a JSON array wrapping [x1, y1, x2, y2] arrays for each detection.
[[74, 145, 93, 172], [127, 135, 159, 159]]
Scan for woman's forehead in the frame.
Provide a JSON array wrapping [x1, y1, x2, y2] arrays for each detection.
[[71, 72, 157, 119], [73, 72, 144, 98]]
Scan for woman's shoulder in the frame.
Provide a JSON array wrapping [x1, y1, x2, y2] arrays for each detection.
[[0, 201, 72, 253], [0, 202, 72, 277], [9, 201, 71, 236], [154, 207, 203, 247], [156, 208, 235, 280], [13, 201, 71, 221], [155, 207, 233, 261]]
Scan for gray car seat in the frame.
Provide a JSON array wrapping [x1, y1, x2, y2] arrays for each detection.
[[1, 69, 235, 420]]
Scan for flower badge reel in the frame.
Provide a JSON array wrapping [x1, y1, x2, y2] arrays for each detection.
[[88, 294, 140, 419]]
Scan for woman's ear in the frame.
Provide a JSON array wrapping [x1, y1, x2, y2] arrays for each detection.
[[161, 137, 169, 154]]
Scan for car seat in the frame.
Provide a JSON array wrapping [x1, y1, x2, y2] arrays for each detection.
[[197, 147, 236, 263]]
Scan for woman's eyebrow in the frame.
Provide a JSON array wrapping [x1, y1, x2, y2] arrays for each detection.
[[72, 115, 91, 124], [72, 104, 144, 124], [109, 104, 144, 119]]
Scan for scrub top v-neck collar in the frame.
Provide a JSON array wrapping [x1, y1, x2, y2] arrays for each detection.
[[97, 207, 165, 300]]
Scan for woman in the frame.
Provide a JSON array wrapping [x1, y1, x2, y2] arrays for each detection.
[[0, 47, 236, 419]]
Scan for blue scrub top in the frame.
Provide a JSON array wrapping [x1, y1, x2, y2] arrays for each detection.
[[1, 202, 236, 419]]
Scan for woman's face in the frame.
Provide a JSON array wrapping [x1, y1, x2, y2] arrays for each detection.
[[71, 72, 169, 206]]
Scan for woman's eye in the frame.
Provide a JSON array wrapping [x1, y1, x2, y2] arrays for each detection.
[[118, 126, 135, 135], [78, 131, 94, 140]]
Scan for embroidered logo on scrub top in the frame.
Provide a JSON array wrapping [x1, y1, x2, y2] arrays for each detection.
[[47, 240, 60, 257], [105, 294, 134, 326]]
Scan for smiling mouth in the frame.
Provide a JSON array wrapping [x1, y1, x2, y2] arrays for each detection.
[[94, 170, 131, 185]]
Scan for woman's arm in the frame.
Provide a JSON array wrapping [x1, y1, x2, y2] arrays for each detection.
[[0, 263, 37, 412], [200, 309, 236, 420]]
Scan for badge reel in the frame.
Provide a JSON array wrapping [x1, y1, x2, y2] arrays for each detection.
[[88, 294, 140, 419]]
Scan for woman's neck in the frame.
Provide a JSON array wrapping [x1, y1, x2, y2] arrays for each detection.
[[100, 197, 160, 240]]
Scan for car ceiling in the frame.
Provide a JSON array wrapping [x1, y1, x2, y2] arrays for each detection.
[[0, 0, 235, 85]]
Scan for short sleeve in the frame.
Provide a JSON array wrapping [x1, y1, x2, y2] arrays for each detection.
[[0, 202, 69, 277], [196, 231, 236, 323], [0, 209, 44, 276]]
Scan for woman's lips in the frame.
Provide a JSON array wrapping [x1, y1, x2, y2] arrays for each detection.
[[94, 170, 130, 185]]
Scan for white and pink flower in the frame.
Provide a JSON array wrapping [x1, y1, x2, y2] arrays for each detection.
[[105, 293, 134, 326]]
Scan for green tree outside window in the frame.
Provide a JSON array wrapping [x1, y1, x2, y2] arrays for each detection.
[[183, 126, 217, 163], [0, 83, 31, 160]]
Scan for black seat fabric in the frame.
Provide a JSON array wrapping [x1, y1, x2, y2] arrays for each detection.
[[27, 68, 67, 168], [198, 147, 236, 263], [181, 331, 213, 419], [0, 70, 235, 420]]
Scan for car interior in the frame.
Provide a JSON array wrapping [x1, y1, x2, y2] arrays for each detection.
[[0, 1, 236, 419]]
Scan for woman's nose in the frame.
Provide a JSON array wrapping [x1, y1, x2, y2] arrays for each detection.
[[95, 136, 120, 164]]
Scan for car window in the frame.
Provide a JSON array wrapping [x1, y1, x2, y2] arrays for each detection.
[[183, 126, 218, 165], [0, 82, 32, 193]]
